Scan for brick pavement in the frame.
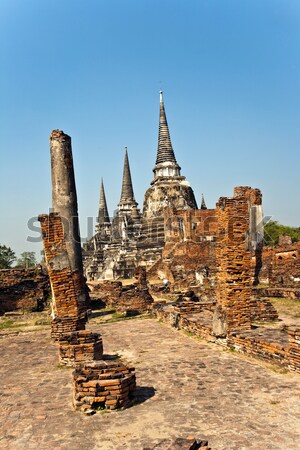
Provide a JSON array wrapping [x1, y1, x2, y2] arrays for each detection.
[[0, 318, 300, 450]]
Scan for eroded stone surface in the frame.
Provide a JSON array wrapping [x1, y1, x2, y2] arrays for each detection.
[[0, 318, 300, 450]]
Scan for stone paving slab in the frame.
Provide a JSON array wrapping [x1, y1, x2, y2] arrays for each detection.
[[0, 318, 300, 450]]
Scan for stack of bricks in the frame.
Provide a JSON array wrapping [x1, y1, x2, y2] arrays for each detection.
[[58, 331, 103, 367], [38, 213, 87, 340], [287, 327, 300, 373], [73, 361, 136, 413], [215, 195, 252, 334]]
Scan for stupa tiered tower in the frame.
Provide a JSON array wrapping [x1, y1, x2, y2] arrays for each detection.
[[83, 91, 198, 279], [138, 91, 198, 265]]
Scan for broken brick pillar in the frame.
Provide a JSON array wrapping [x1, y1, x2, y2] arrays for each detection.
[[38, 129, 88, 340], [39, 213, 87, 340], [214, 194, 252, 335]]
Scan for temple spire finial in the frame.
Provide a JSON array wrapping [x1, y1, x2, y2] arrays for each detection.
[[153, 91, 181, 179], [119, 147, 136, 206], [201, 193, 207, 210], [155, 91, 178, 166], [98, 178, 110, 224]]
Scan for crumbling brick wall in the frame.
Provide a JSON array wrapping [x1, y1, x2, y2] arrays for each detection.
[[148, 209, 218, 291], [92, 268, 153, 314], [38, 212, 87, 340], [248, 297, 279, 322], [257, 241, 300, 287], [91, 281, 123, 305], [154, 189, 262, 295], [164, 208, 218, 245], [233, 186, 262, 205], [0, 268, 49, 313]]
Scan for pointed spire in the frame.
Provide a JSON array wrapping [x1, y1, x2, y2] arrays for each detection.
[[98, 178, 110, 224], [201, 193, 207, 210], [119, 147, 136, 205], [155, 91, 178, 165]]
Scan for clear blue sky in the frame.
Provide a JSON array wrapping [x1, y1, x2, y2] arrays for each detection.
[[1, 0, 299, 259]]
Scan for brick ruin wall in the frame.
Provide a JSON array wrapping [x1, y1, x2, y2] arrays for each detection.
[[152, 186, 297, 316], [89, 267, 153, 314], [152, 187, 265, 294], [248, 297, 278, 322], [227, 326, 300, 373], [147, 208, 219, 292], [256, 240, 300, 288], [157, 301, 300, 373], [38, 212, 87, 340], [233, 186, 262, 206], [152, 187, 300, 373], [0, 268, 50, 314]]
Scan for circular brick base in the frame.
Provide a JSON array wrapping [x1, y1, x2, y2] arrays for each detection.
[[73, 361, 136, 413]]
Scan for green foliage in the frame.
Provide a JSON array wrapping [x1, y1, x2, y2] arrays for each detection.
[[0, 319, 25, 330], [0, 244, 16, 269], [264, 220, 300, 246], [16, 251, 37, 268], [0, 319, 15, 330]]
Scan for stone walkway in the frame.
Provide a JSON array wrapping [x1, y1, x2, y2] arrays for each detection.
[[1, 317, 300, 450]]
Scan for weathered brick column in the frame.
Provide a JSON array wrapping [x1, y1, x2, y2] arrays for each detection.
[[39, 213, 87, 340], [214, 195, 252, 334]]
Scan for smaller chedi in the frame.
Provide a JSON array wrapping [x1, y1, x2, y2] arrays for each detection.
[[83, 91, 198, 280]]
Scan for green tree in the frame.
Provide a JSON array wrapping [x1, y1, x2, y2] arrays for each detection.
[[0, 244, 16, 269], [16, 251, 37, 268], [264, 220, 300, 246]]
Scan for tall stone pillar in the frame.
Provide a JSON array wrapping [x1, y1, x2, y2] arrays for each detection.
[[50, 130, 83, 273], [39, 130, 88, 340]]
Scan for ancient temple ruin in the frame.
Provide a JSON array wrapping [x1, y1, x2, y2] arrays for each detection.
[[83, 91, 198, 280], [37, 98, 300, 378]]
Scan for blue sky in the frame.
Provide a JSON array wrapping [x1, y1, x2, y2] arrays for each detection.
[[0, 0, 299, 259]]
